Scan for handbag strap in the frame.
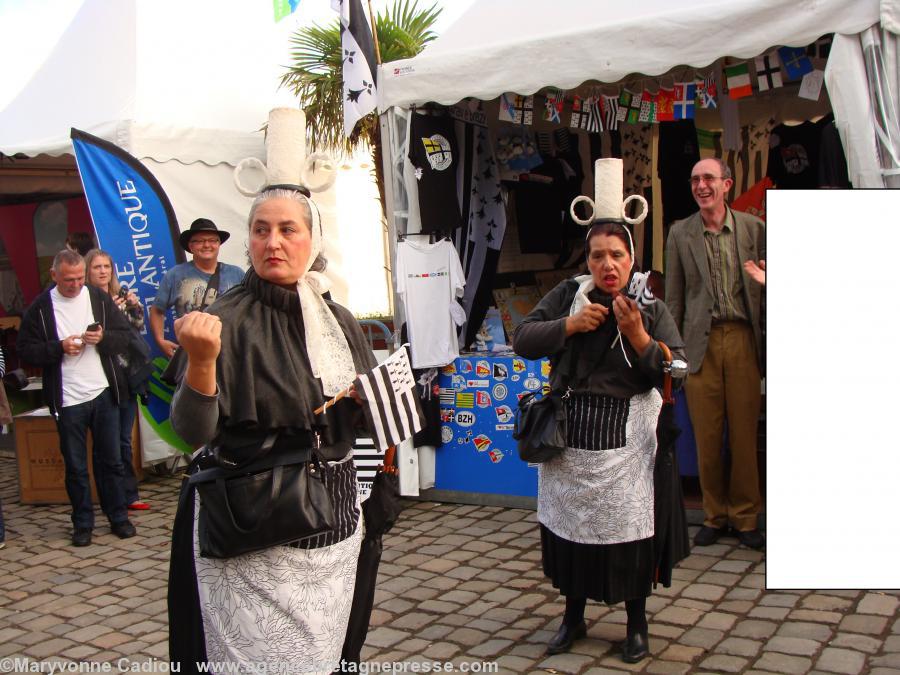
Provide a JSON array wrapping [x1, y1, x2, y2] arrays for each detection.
[[657, 341, 675, 404], [199, 263, 222, 312]]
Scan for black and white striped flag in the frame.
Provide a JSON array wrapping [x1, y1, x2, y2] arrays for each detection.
[[354, 346, 425, 451], [333, 0, 378, 137]]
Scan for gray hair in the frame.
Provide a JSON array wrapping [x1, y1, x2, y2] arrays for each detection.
[[712, 157, 732, 180], [247, 187, 327, 273], [52, 249, 84, 273]]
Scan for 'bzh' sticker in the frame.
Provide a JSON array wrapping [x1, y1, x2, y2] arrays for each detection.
[[455, 410, 476, 427]]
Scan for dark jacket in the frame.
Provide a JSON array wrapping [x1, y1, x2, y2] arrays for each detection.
[[17, 285, 133, 417]]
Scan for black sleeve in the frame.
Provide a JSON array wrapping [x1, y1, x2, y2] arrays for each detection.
[[97, 292, 133, 358], [17, 304, 63, 368], [512, 281, 575, 360]]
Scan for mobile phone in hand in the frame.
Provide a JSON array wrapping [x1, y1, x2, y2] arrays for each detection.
[[86, 322, 101, 332]]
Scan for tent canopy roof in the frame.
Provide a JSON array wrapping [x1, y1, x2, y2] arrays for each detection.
[[378, 0, 880, 110], [0, 0, 286, 165]]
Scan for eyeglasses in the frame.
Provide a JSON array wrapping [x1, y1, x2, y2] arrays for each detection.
[[689, 174, 725, 186], [190, 237, 220, 246]]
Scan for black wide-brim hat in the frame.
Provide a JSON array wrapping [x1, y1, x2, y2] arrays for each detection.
[[179, 218, 230, 252]]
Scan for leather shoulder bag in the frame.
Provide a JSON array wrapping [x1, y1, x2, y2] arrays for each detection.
[[189, 432, 336, 559], [513, 388, 570, 463]]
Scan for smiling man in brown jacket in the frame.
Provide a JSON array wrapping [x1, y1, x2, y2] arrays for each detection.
[[665, 158, 765, 550]]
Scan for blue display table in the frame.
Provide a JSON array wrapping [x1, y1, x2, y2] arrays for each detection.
[[433, 354, 700, 504], [435, 353, 546, 499]]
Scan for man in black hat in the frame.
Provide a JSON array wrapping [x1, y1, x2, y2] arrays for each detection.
[[149, 218, 244, 358]]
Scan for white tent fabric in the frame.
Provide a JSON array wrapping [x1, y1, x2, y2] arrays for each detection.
[[379, 0, 880, 110], [826, 33, 887, 188], [0, 0, 360, 281], [0, 0, 284, 158]]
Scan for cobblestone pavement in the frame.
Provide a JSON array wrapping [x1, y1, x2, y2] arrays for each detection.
[[1, 451, 899, 674]]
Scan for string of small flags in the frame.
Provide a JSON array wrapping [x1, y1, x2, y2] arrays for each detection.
[[495, 38, 830, 131]]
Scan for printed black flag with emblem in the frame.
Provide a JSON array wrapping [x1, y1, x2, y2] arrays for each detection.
[[333, 0, 378, 137], [354, 346, 425, 451]]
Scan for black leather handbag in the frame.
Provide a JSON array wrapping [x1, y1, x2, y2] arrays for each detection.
[[513, 389, 570, 463], [190, 434, 336, 559]]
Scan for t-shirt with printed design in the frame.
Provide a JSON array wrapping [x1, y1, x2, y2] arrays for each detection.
[[153, 261, 245, 318], [396, 240, 465, 369]]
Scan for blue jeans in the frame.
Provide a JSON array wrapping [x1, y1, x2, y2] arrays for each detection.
[[56, 388, 127, 529], [118, 397, 140, 505]]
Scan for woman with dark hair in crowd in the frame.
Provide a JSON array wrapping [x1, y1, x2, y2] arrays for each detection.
[[65, 231, 97, 257]]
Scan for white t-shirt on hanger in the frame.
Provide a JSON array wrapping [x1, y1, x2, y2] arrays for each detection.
[[396, 239, 465, 369]]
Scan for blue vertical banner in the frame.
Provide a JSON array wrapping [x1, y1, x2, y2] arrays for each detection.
[[70, 128, 191, 457]]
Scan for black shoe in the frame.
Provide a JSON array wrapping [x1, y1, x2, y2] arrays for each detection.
[[72, 528, 92, 547], [737, 528, 765, 550], [693, 525, 728, 546], [546, 621, 587, 655], [622, 629, 649, 663], [110, 520, 136, 539]]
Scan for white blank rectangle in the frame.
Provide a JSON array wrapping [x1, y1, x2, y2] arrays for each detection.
[[766, 189, 900, 589]]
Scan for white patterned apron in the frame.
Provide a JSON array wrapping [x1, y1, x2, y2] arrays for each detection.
[[538, 389, 662, 545], [193, 456, 362, 674]]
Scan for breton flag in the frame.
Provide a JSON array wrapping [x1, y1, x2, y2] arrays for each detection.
[[333, 0, 378, 137], [354, 346, 425, 451]]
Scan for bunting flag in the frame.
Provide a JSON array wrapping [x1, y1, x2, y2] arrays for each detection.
[[273, 0, 301, 21], [778, 46, 814, 80], [624, 89, 643, 124], [673, 83, 696, 120], [698, 71, 718, 109], [655, 87, 675, 121], [616, 90, 633, 123], [354, 346, 426, 452], [755, 51, 783, 91], [570, 95, 602, 132], [603, 94, 620, 131], [334, 0, 378, 137], [543, 89, 564, 124], [70, 128, 190, 460], [638, 90, 656, 123], [806, 36, 832, 60], [499, 94, 534, 125], [725, 63, 753, 99]]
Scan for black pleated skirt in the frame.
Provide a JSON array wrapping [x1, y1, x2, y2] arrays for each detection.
[[540, 524, 654, 604]]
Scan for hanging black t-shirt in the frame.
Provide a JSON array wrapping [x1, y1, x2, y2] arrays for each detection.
[[658, 120, 701, 224], [767, 121, 821, 189], [818, 117, 851, 188], [408, 114, 463, 233]]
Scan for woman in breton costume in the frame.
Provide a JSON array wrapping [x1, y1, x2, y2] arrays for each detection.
[[167, 186, 376, 672], [513, 218, 686, 663]]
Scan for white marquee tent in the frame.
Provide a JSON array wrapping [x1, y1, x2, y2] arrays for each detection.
[[377, 0, 899, 193], [0, 0, 355, 293]]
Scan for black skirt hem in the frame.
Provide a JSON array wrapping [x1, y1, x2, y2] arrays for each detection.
[[540, 524, 654, 605]]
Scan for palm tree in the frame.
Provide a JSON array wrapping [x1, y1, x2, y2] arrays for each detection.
[[281, 0, 442, 210]]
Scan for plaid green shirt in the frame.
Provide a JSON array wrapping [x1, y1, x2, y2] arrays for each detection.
[[703, 210, 750, 323]]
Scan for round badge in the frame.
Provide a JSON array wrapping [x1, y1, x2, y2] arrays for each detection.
[[492, 383, 508, 400], [440, 426, 453, 444]]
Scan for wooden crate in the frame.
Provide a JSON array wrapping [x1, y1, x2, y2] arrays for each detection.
[[14, 409, 143, 505]]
